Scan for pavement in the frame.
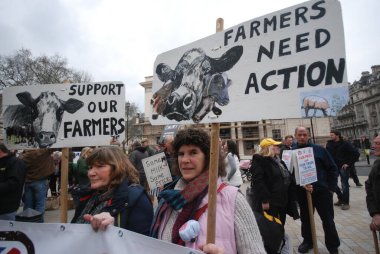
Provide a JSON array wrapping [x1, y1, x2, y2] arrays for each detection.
[[43, 156, 379, 254]]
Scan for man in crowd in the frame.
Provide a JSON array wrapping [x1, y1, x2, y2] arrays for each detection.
[[280, 135, 293, 157], [361, 136, 372, 165], [326, 130, 361, 211], [141, 138, 156, 156], [365, 134, 380, 232], [129, 141, 149, 189], [0, 144, 27, 220], [293, 127, 340, 254], [21, 148, 55, 222]]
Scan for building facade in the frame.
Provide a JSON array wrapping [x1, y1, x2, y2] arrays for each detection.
[[331, 65, 380, 144]]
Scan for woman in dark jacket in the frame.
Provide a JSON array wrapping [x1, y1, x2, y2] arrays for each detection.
[[250, 138, 292, 225], [71, 146, 153, 236]]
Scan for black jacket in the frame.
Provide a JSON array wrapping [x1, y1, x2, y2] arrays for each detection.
[[326, 139, 359, 169], [366, 159, 380, 216], [250, 155, 290, 208], [71, 178, 153, 236], [0, 155, 27, 214]]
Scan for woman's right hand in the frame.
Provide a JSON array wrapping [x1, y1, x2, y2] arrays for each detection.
[[83, 212, 115, 232], [199, 243, 224, 254]]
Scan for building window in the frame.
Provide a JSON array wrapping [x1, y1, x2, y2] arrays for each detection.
[[272, 129, 281, 141], [243, 140, 257, 155], [220, 127, 231, 140]]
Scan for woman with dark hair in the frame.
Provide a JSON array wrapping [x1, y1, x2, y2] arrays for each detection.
[[150, 128, 265, 254], [71, 146, 153, 235], [223, 140, 243, 187]]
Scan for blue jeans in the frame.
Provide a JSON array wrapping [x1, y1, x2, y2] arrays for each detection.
[[335, 168, 350, 204], [0, 211, 17, 221], [23, 179, 48, 220]]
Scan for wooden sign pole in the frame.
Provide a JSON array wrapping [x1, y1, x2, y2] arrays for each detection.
[[373, 230, 380, 254], [306, 191, 318, 254], [60, 148, 69, 223], [206, 17, 223, 244]]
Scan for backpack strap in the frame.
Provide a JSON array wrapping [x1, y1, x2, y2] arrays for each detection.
[[193, 183, 228, 221]]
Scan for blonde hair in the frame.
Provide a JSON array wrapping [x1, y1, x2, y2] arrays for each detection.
[[259, 145, 277, 157], [80, 147, 93, 158]]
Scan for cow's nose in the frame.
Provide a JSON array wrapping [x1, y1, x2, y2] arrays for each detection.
[[167, 94, 179, 105], [38, 131, 56, 147]]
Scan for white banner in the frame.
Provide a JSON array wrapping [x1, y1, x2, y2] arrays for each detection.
[[150, 0, 348, 125], [2, 82, 125, 149], [0, 221, 202, 254], [142, 152, 173, 190]]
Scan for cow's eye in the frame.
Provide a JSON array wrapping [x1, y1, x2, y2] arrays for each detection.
[[183, 94, 192, 108]]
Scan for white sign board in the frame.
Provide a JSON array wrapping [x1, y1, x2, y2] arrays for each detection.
[[281, 150, 293, 173], [142, 152, 173, 189], [294, 147, 318, 185], [0, 221, 201, 254], [2, 82, 125, 149], [150, 0, 348, 125]]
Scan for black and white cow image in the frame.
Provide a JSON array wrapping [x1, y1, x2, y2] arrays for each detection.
[[3, 91, 84, 148], [302, 95, 330, 117], [151, 46, 243, 123]]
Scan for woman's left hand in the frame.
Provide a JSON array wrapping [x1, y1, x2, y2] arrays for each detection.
[[199, 243, 224, 254], [83, 212, 115, 232]]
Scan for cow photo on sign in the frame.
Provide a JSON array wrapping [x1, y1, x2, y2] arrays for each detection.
[[3, 91, 83, 148], [3, 82, 126, 149], [151, 46, 243, 123]]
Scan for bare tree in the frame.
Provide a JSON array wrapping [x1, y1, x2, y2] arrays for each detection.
[[0, 48, 91, 89]]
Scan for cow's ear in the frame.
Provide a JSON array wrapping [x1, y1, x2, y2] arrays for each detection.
[[61, 98, 84, 114], [16, 92, 36, 107], [156, 63, 175, 82], [209, 45, 243, 73]]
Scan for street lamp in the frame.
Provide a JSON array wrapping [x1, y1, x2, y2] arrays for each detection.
[[122, 102, 130, 152]]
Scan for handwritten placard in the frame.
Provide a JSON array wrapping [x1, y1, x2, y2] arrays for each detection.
[[142, 152, 173, 189], [294, 147, 318, 185]]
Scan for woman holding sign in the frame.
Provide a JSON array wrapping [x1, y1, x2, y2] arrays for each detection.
[[71, 146, 153, 236], [150, 128, 265, 254]]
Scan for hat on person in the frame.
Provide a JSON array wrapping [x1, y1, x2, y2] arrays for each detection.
[[260, 138, 282, 148]]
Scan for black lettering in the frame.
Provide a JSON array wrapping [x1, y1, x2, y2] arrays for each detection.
[[296, 32, 309, 52], [298, 64, 306, 88], [101, 85, 108, 95], [99, 101, 108, 113], [245, 73, 259, 94], [307, 61, 326, 86], [88, 102, 96, 113], [110, 117, 118, 135], [116, 84, 123, 95], [235, 26, 246, 42], [278, 67, 298, 89], [110, 100, 117, 112], [63, 122, 72, 138], [103, 118, 110, 135], [263, 16, 277, 33], [310, 0, 326, 20], [109, 83, 116, 95], [325, 58, 345, 85], [280, 12, 291, 28], [315, 29, 330, 48], [72, 120, 83, 137], [92, 119, 102, 135], [86, 84, 93, 95], [261, 70, 277, 91], [250, 21, 261, 38], [224, 29, 233, 46], [118, 118, 125, 134], [279, 38, 291, 57], [68, 85, 76, 96], [83, 119, 92, 136], [94, 83, 101, 95], [295, 7, 308, 25], [257, 41, 274, 62]]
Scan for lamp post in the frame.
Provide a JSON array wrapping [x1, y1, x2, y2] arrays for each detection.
[[122, 102, 130, 152]]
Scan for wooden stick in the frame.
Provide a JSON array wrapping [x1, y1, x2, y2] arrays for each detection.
[[373, 230, 380, 254], [206, 123, 220, 244], [60, 148, 69, 223], [306, 191, 318, 254]]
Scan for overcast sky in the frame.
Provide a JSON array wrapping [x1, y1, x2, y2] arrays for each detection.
[[0, 0, 378, 111]]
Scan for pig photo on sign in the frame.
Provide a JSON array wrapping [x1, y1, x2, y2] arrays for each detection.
[[3, 91, 84, 148], [151, 46, 243, 123]]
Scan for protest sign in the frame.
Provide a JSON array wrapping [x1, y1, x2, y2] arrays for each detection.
[[150, 0, 348, 125], [293, 147, 318, 185], [2, 82, 125, 149], [142, 152, 173, 190], [281, 150, 293, 173], [0, 221, 201, 254]]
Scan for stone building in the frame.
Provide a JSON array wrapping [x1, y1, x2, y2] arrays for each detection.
[[331, 65, 380, 144]]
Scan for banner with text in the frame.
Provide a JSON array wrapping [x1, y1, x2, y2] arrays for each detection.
[[0, 221, 201, 254], [150, 0, 348, 125], [142, 152, 173, 190], [2, 82, 125, 149]]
